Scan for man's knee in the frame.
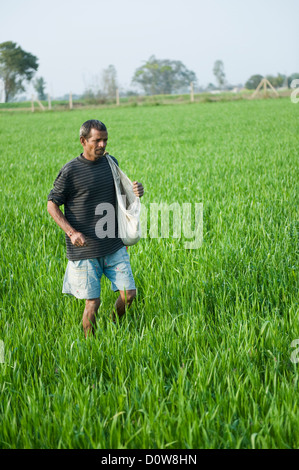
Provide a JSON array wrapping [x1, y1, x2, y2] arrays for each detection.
[[120, 289, 136, 304], [85, 298, 101, 312]]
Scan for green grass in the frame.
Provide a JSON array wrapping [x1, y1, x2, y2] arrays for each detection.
[[0, 98, 298, 449]]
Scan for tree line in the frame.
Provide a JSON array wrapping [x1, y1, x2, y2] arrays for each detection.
[[0, 41, 298, 102]]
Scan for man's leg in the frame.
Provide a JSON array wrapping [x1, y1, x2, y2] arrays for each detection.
[[113, 289, 136, 322], [82, 298, 101, 337]]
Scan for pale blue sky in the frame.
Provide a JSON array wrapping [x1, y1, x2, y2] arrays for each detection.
[[1, 0, 298, 97]]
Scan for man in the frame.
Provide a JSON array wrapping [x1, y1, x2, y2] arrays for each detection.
[[47, 119, 144, 337]]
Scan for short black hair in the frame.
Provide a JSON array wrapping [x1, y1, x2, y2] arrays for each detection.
[[80, 120, 107, 139]]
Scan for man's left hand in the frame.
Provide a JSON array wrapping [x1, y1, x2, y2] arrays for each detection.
[[133, 181, 144, 198]]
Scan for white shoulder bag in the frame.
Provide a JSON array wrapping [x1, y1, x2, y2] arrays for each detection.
[[105, 154, 142, 246]]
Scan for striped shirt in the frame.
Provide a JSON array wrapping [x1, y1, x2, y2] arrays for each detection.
[[47, 153, 124, 260]]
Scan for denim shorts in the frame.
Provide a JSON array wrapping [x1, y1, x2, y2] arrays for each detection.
[[62, 246, 136, 299]]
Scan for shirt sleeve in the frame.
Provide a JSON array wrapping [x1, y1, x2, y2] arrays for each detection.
[[47, 167, 70, 206]]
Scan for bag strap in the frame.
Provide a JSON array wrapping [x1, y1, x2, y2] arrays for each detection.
[[105, 153, 120, 184]]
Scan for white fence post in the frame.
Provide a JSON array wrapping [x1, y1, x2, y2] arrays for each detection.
[[190, 82, 194, 102], [36, 98, 45, 111]]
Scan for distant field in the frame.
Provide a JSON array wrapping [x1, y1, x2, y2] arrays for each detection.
[[0, 87, 289, 110], [0, 98, 298, 449]]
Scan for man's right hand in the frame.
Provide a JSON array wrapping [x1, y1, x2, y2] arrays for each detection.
[[69, 230, 87, 247], [47, 202, 87, 247]]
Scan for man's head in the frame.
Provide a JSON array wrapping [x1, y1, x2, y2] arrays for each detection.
[[79, 120, 108, 161], [80, 119, 107, 139]]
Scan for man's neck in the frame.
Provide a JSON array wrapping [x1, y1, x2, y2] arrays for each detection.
[[82, 152, 102, 162]]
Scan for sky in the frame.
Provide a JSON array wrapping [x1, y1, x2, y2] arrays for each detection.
[[0, 0, 298, 98]]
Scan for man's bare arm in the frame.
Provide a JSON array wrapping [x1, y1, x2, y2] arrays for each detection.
[[47, 201, 87, 247]]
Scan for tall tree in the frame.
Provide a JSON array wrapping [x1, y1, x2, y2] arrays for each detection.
[[266, 73, 286, 88], [0, 41, 38, 102], [213, 60, 226, 89], [245, 74, 264, 90], [33, 76, 46, 100], [132, 56, 197, 95], [101, 65, 118, 99]]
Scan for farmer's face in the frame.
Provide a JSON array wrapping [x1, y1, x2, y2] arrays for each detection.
[[80, 128, 108, 160]]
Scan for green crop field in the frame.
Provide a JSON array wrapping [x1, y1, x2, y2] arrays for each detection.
[[0, 98, 298, 449]]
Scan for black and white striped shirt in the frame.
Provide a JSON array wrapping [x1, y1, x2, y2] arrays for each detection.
[[48, 153, 124, 260]]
